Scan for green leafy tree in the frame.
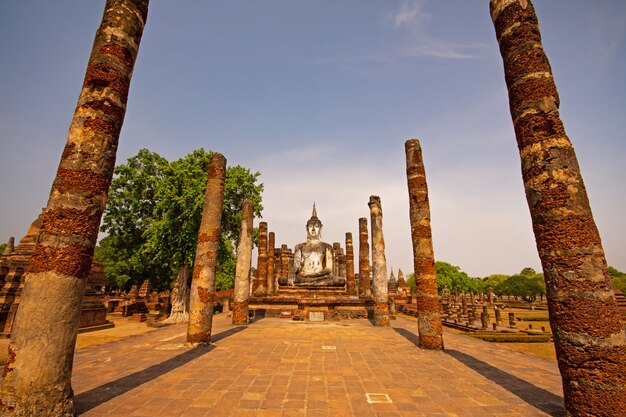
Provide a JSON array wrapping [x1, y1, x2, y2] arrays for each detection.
[[406, 273, 416, 294], [140, 149, 215, 277], [97, 149, 169, 289], [527, 276, 547, 300], [96, 148, 263, 291], [93, 236, 132, 289], [435, 261, 478, 293], [222, 165, 263, 245], [0, 243, 6, 255], [408, 262, 477, 294], [216, 235, 237, 291], [495, 268, 545, 301], [609, 266, 626, 293], [140, 149, 263, 289], [480, 274, 509, 295]]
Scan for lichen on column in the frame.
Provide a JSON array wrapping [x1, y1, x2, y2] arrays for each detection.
[[253, 222, 268, 296], [369, 196, 389, 327], [267, 231, 276, 295], [405, 139, 444, 350], [186, 153, 227, 345], [358, 217, 371, 299], [232, 200, 253, 326], [0, 1, 149, 415], [490, 1, 625, 414], [345, 232, 356, 296]]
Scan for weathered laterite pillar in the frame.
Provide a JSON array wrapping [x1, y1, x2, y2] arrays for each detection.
[[345, 232, 356, 296], [490, 1, 625, 415], [253, 222, 268, 296], [358, 217, 371, 299], [338, 248, 346, 279], [369, 196, 389, 327], [332, 242, 341, 277], [249, 268, 256, 296], [267, 232, 276, 295], [405, 139, 444, 350], [287, 248, 295, 278], [0, 1, 148, 415], [280, 244, 289, 279], [274, 249, 281, 282], [186, 153, 227, 345], [232, 200, 253, 325]]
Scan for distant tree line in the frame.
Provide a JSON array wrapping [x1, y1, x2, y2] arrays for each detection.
[[94, 148, 263, 292], [609, 267, 626, 293], [406, 262, 626, 301]]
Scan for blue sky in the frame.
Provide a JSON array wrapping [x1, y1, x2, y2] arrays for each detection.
[[1, 1, 625, 277]]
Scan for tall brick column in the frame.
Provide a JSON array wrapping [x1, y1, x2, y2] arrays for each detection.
[[280, 244, 289, 280], [187, 153, 227, 346], [232, 200, 253, 325], [267, 231, 276, 295], [345, 232, 356, 295], [253, 222, 268, 296], [490, 1, 625, 415], [405, 139, 444, 350], [369, 196, 389, 326], [358, 217, 371, 299], [332, 242, 341, 277], [338, 248, 346, 279], [0, 2, 149, 415]]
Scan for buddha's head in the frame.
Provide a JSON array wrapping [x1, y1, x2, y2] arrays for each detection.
[[306, 203, 322, 241]]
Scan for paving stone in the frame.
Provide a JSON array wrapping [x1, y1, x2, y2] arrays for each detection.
[[72, 314, 564, 416]]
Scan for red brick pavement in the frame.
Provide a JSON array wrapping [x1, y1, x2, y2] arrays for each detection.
[[72, 314, 564, 416]]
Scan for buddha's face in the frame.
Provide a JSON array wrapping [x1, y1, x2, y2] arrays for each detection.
[[307, 221, 321, 239]]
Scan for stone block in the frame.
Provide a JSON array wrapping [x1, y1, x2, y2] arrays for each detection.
[[309, 312, 324, 322]]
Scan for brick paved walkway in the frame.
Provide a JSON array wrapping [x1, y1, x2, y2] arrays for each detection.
[[73, 314, 564, 416]]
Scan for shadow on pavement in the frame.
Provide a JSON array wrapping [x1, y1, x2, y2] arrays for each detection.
[[248, 315, 265, 324], [393, 327, 564, 417], [212, 324, 248, 342], [445, 349, 564, 416], [74, 325, 247, 414], [393, 327, 420, 345]]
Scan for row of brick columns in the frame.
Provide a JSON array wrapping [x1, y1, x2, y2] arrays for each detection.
[[250, 222, 367, 299], [183, 187, 395, 331], [230, 196, 393, 327], [188, 187, 396, 332], [251, 223, 287, 298]]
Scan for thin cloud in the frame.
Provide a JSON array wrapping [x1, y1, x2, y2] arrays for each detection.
[[597, 6, 626, 66], [309, 1, 485, 68], [388, 0, 431, 30], [396, 39, 487, 60], [387, 0, 488, 60]]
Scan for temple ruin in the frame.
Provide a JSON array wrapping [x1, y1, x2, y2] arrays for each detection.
[[1, 0, 624, 416], [249, 203, 390, 321], [0, 215, 112, 338]]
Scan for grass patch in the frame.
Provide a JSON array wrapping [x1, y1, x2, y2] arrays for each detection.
[[497, 342, 557, 360], [517, 316, 549, 321], [469, 333, 551, 343]]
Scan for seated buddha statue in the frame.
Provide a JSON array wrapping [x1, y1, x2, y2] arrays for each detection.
[[292, 204, 346, 286]]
